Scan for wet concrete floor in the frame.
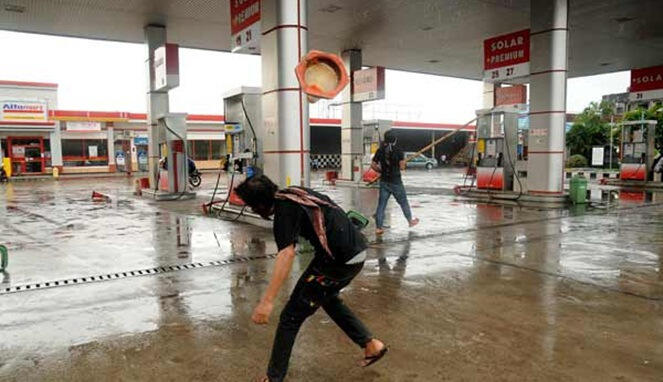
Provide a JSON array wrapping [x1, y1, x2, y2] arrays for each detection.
[[1, 169, 662, 381]]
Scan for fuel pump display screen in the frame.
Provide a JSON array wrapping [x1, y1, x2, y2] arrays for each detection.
[[485, 140, 497, 157], [632, 129, 644, 143], [491, 114, 505, 137], [623, 143, 635, 157]]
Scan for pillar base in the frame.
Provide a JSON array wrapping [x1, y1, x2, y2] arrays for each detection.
[[210, 203, 273, 228], [600, 179, 663, 190], [140, 189, 196, 201], [457, 188, 569, 207], [332, 179, 378, 189]]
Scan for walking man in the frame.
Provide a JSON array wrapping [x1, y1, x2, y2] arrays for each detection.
[[234, 175, 388, 382], [371, 130, 419, 235]]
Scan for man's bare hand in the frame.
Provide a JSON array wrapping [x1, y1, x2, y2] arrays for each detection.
[[252, 246, 294, 325], [371, 161, 381, 173], [251, 300, 274, 325]]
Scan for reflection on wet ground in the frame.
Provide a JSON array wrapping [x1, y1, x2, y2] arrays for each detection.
[[1, 170, 662, 381]]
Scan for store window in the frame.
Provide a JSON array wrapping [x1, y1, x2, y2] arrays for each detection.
[[7, 137, 45, 174], [188, 140, 225, 160], [210, 140, 224, 159], [44, 139, 51, 167], [62, 139, 109, 166], [194, 140, 210, 160]]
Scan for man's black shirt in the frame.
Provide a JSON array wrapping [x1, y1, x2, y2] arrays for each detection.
[[373, 145, 404, 183], [273, 188, 367, 264]]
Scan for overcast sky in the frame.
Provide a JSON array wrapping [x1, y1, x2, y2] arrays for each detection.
[[0, 30, 630, 123]]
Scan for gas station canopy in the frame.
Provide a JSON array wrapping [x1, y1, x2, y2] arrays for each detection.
[[0, 0, 662, 79]]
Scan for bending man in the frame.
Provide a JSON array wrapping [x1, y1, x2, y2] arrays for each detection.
[[235, 175, 388, 382]]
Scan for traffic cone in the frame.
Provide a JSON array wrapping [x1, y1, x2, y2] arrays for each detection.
[[295, 50, 349, 103], [92, 191, 111, 202], [228, 188, 245, 206]]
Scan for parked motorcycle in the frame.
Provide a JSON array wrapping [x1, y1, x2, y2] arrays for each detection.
[[189, 169, 202, 188]]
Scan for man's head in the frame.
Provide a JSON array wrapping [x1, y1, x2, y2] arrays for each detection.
[[383, 129, 397, 144], [234, 175, 279, 219]]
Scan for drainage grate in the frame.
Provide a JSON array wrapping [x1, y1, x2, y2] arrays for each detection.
[[0, 254, 277, 295]]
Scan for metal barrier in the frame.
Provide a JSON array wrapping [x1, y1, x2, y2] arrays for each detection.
[[565, 169, 619, 180]]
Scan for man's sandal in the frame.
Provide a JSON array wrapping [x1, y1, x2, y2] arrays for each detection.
[[361, 346, 389, 367]]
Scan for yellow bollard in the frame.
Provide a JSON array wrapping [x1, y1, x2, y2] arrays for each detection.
[[2, 157, 11, 178], [52, 166, 59, 179]]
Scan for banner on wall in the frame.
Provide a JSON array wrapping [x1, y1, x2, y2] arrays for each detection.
[[230, 0, 261, 53], [629, 65, 663, 102], [352, 66, 386, 102], [67, 121, 102, 131], [495, 85, 527, 106], [154, 43, 180, 91], [483, 29, 530, 82]]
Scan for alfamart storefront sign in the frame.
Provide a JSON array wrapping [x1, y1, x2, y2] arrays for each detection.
[[1, 100, 48, 121]]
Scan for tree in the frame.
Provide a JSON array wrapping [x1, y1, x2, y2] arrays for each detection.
[[566, 101, 614, 159]]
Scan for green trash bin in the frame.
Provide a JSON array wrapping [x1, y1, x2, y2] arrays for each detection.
[[570, 174, 588, 204], [346, 210, 369, 230], [0, 245, 7, 272]]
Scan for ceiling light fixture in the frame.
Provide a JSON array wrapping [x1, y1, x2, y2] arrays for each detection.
[[614, 16, 635, 23], [420, 26, 434, 31], [4, 4, 26, 13], [320, 4, 342, 13], [428, 59, 439, 64]]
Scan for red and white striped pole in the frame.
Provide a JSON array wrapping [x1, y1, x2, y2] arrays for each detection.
[[527, 0, 568, 195], [261, 0, 309, 187]]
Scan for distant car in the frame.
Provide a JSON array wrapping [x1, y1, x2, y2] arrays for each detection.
[[404, 152, 437, 170]]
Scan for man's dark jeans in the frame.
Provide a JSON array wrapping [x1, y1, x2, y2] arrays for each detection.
[[375, 180, 413, 229], [266, 258, 372, 381]]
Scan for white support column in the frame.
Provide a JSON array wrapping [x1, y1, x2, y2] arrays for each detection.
[[527, 0, 568, 195], [144, 25, 169, 187], [261, 0, 309, 187], [106, 124, 115, 172], [130, 132, 138, 172], [483, 81, 497, 108], [49, 122, 63, 171], [340, 49, 362, 181]]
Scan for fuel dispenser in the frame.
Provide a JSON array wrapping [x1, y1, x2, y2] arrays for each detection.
[[362, 120, 391, 165], [475, 105, 521, 191], [222, 87, 262, 205], [620, 120, 656, 181], [156, 113, 191, 196], [359, 120, 391, 183]]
